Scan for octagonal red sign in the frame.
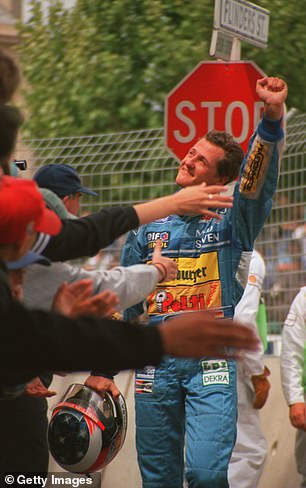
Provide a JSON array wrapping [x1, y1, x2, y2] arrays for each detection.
[[165, 61, 265, 161]]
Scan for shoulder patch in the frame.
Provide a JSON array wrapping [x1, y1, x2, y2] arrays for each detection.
[[284, 311, 298, 327], [248, 274, 257, 284], [153, 216, 173, 224]]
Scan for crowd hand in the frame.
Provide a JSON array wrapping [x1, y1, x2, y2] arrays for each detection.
[[289, 403, 306, 431], [72, 290, 119, 318], [52, 279, 94, 316], [24, 377, 57, 398], [85, 375, 120, 399], [52, 279, 119, 317], [152, 239, 177, 282], [158, 311, 259, 359], [251, 366, 271, 409], [173, 183, 233, 219]]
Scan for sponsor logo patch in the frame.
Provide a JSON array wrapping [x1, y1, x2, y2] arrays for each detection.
[[146, 231, 170, 249], [147, 253, 221, 314], [240, 140, 267, 196], [152, 284, 221, 314], [248, 274, 257, 284], [153, 216, 172, 224], [135, 366, 155, 394], [195, 230, 221, 249], [201, 359, 230, 387]]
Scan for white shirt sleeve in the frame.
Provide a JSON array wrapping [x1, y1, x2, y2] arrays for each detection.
[[24, 261, 159, 313], [280, 287, 306, 406], [234, 250, 265, 376]]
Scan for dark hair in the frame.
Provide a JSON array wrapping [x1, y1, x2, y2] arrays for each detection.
[[0, 49, 21, 104], [0, 105, 24, 171], [205, 130, 244, 183]]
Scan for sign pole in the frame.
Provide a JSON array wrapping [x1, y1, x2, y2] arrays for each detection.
[[230, 37, 241, 61]]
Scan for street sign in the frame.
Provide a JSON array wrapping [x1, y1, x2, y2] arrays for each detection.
[[213, 0, 270, 48], [165, 61, 265, 161]]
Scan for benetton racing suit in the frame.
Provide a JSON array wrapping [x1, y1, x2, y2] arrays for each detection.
[[122, 116, 284, 488], [280, 287, 306, 484]]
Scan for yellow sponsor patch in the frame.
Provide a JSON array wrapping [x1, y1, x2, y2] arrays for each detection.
[[158, 252, 220, 286], [147, 252, 221, 314], [240, 140, 267, 197]]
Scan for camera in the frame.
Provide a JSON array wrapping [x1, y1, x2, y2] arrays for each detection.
[[13, 159, 27, 171]]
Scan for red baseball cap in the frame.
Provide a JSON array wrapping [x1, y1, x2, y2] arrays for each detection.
[[0, 176, 62, 244]]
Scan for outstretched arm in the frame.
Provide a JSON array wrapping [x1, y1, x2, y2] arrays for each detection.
[[43, 185, 233, 262], [134, 183, 233, 225], [159, 311, 259, 359]]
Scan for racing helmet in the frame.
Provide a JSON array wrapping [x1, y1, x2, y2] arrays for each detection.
[[47, 383, 127, 473]]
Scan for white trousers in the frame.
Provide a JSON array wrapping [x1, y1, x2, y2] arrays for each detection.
[[228, 365, 268, 488]]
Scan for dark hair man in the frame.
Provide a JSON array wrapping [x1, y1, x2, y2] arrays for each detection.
[[121, 76, 288, 488]]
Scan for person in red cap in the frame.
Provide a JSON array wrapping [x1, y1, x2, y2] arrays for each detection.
[[0, 176, 62, 260]]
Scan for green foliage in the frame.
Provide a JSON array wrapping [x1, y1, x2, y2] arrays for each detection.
[[243, 0, 306, 113], [18, 0, 305, 139], [18, 0, 213, 137]]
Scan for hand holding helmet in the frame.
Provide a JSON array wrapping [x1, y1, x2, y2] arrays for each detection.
[[48, 383, 127, 473]]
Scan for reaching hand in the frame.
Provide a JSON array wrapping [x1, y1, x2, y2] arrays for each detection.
[[173, 183, 233, 219], [24, 377, 57, 398], [158, 311, 260, 359], [52, 279, 119, 318], [52, 279, 94, 316], [73, 290, 119, 317], [152, 239, 177, 282], [84, 375, 120, 399], [289, 403, 306, 431]]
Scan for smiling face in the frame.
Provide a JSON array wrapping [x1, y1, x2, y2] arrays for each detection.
[[175, 138, 228, 188]]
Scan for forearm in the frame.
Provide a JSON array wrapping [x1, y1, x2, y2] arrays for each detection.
[[94, 264, 160, 311], [44, 206, 139, 261], [264, 103, 284, 121], [133, 194, 179, 225]]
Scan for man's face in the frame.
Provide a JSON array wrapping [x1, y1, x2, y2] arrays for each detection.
[[176, 138, 227, 188], [63, 192, 82, 216]]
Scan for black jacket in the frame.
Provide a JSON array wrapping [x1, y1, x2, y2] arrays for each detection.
[[43, 206, 139, 261], [0, 205, 163, 388], [0, 256, 163, 387]]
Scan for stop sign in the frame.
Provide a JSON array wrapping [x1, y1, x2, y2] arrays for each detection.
[[165, 61, 265, 161]]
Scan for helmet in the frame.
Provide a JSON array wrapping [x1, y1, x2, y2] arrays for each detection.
[[47, 383, 127, 473]]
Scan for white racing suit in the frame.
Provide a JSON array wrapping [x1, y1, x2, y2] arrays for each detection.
[[280, 287, 306, 487], [229, 250, 268, 488], [122, 115, 284, 488]]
